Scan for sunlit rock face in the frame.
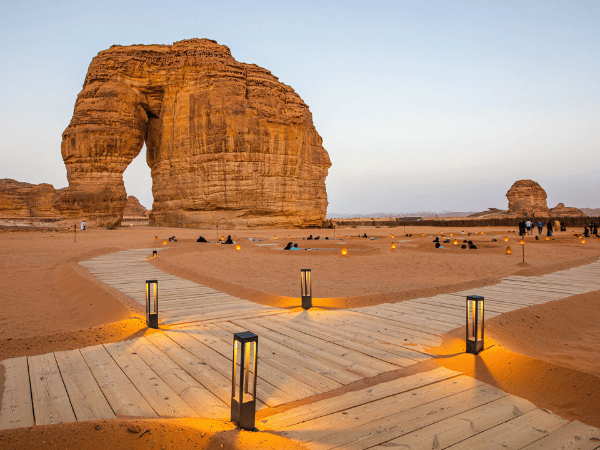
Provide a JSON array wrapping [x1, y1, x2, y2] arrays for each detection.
[[57, 38, 331, 227], [123, 196, 149, 217], [0, 179, 62, 217], [506, 180, 549, 216]]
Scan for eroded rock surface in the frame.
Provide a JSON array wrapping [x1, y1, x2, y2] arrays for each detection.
[[57, 38, 331, 227], [123, 196, 149, 217], [550, 203, 585, 217], [506, 180, 549, 216], [0, 179, 62, 217]]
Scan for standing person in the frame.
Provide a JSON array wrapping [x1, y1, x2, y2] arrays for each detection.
[[547, 220, 553, 237], [518, 221, 524, 236], [537, 221, 543, 235], [525, 219, 532, 235]]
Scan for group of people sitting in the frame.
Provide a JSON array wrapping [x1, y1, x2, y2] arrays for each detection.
[[168, 236, 178, 242], [306, 235, 329, 240], [433, 236, 477, 249], [283, 242, 299, 250], [195, 235, 234, 244]]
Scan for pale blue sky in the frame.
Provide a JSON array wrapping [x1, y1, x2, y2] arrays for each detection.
[[1, 1, 598, 213]]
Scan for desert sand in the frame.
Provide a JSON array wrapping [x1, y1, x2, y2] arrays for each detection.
[[0, 222, 599, 448]]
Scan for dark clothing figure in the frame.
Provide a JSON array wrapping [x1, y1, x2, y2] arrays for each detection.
[[461, 244, 467, 249], [435, 242, 441, 248], [468, 240, 477, 249], [547, 221, 553, 237], [196, 236, 207, 243], [314, 236, 320, 240], [363, 233, 368, 238], [537, 221, 543, 235], [169, 236, 177, 242], [433, 237, 440, 243], [561, 221, 566, 232], [584, 227, 590, 238], [224, 235, 233, 244], [284, 242, 293, 250], [307, 235, 313, 240]]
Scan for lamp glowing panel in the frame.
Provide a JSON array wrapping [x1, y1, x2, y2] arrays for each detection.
[[163, 240, 168, 245], [520, 239, 525, 245], [466, 295, 484, 354], [453, 239, 458, 245], [546, 237, 550, 240], [341, 246, 348, 256], [236, 244, 241, 251], [274, 235, 277, 240], [506, 246, 512, 254], [504, 237, 509, 241], [390, 233, 394, 238], [391, 242, 396, 250], [581, 239, 586, 244], [155, 236, 158, 241]]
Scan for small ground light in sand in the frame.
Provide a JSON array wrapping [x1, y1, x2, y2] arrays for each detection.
[[506, 246, 512, 255], [231, 331, 258, 431], [145, 280, 159, 329], [520, 237, 526, 263], [274, 235, 277, 240], [581, 238, 587, 244], [301, 268, 312, 309], [390, 233, 394, 238], [221, 236, 225, 241], [162, 240, 167, 245], [466, 295, 484, 354], [236, 244, 241, 251], [152, 250, 157, 258], [155, 236, 158, 241], [546, 237, 550, 240], [504, 236, 509, 241], [341, 246, 348, 256], [287, 235, 290, 239], [391, 242, 396, 250], [453, 239, 458, 245]]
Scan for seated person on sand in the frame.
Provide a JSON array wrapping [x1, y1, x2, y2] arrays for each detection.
[[284, 242, 293, 250], [224, 235, 233, 244], [461, 244, 467, 249], [169, 236, 177, 242], [433, 237, 440, 243], [468, 240, 477, 249], [363, 233, 368, 238], [314, 236, 320, 240], [290, 243, 299, 251], [306, 235, 313, 240], [435, 242, 443, 248], [196, 235, 207, 243], [584, 227, 590, 238]]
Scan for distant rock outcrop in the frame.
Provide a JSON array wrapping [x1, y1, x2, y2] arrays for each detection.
[[549, 203, 585, 217], [56, 38, 331, 227], [506, 180, 549, 216], [123, 196, 149, 217], [0, 179, 62, 217]]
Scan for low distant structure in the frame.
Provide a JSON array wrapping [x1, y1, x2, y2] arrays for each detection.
[[0, 179, 62, 218]]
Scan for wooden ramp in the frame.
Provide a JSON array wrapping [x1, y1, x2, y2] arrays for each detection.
[[79, 248, 288, 326], [1, 250, 599, 449]]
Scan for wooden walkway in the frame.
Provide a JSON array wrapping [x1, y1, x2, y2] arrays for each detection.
[[1, 249, 599, 449]]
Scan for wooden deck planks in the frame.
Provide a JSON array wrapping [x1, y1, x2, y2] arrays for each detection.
[[28, 353, 76, 426], [0, 357, 34, 429], [79, 344, 157, 418], [54, 350, 116, 421]]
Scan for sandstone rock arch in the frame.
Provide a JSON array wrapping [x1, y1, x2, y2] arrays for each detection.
[[57, 39, 331, 227]]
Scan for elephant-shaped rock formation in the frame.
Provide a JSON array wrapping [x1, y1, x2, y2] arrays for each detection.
[[57, 38, 331, 227]]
